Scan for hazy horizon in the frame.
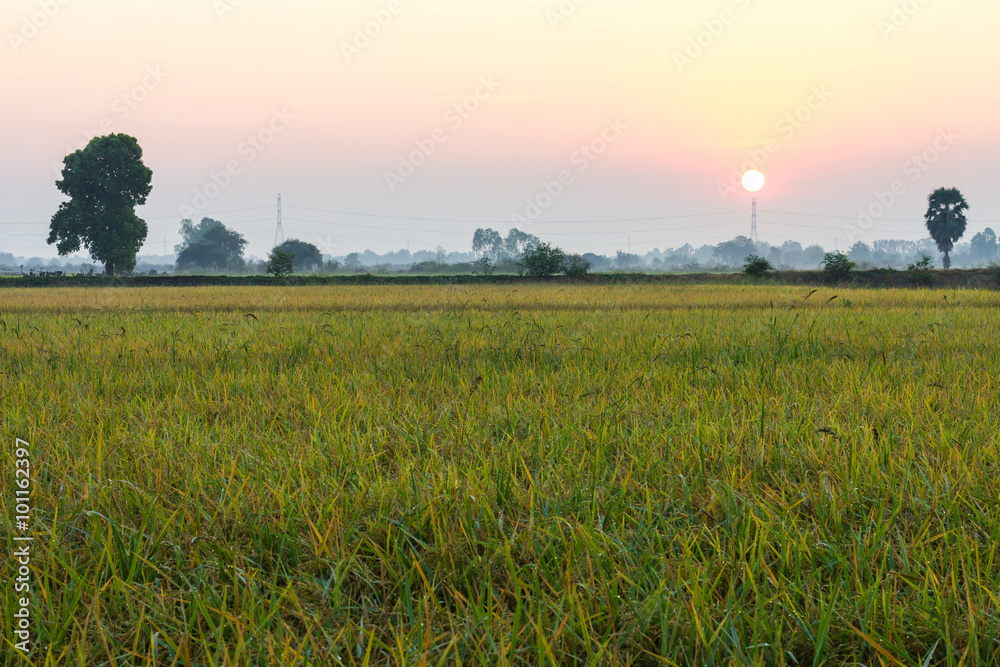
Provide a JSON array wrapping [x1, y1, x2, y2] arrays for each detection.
[[3, 0, 999, 261]]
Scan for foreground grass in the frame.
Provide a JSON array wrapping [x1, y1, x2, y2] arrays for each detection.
[[1, 284, 999, 665]]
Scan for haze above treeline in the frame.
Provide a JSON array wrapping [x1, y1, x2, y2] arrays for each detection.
[[4, 232, 998, 275]]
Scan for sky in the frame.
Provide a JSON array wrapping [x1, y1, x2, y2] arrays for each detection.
[[2, 0, 999, 260]]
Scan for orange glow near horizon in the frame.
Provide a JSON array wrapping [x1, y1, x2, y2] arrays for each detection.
[[2, 0, 999, 255]]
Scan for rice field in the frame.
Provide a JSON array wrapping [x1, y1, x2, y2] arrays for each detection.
[[2, 283, 1000, 665]]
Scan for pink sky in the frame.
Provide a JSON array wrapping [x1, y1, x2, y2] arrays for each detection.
[[2, 0, 999, 258]]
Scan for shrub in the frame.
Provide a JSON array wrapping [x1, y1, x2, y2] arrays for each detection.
[[989, 263, 1000, 286], [742, 254, 774, 279], [907, 254, 937, 286], [821, 251, 857, 283], [265, 248, 295, 278], [563, 254, 591, 277], [520, 242, 566, 277], [472, 257, 496, 276]]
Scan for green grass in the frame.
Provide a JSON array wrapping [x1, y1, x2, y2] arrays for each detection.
[[2, 284, 999, 665]]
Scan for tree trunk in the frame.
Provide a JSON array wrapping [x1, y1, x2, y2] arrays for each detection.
[[942, 251, 951, 270], [105, 261, 114, 276]]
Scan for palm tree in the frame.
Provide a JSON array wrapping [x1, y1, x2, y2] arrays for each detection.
[[924, 187, 969, 269]]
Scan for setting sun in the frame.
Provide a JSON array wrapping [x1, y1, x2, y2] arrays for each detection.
[[742, 170, 765, 193]]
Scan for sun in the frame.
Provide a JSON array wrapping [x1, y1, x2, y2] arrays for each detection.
[[742, 170, 765, 193]]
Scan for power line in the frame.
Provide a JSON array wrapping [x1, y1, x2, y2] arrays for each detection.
[[760, 208, 1000, 225], [5, 197, 995, 256], [0, 216, 935, 238], [6, 204, 996, 230], [141, 206, 273, 221], [0, 206, 276, 226], [282, 205, 745, 225], [269, 214, 936, 238], [279, 215, 738, 237]]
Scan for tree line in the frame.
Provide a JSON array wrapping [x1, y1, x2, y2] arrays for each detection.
[[41, 134, 989, 276]]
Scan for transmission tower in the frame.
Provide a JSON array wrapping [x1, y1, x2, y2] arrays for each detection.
[[750, 197, 759, 243], [274, 194, 285, 247]]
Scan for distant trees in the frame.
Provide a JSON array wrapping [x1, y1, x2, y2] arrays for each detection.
[[924, 187, 969, 269], [274, 239, 323, 271], [801, 244, 827, 268], [969, 228, 997, 264], [517, 243, 590, 277], [713, 236, 756, 266], [472, 228, 503, 260], [48, 134, 153, 275], [848, 242, 872, 265], [470, 228, 583, 276], [472, 228, 539, 262], [615, 250, 642, 269], [767, 246, 782, 267], [344, 253, 363, 271], [175, 218, 247, 272], [563, 254, 591, 277], [775, 241, 800, 267], [582, 253, 608, 271], [504, 229, 538, 257]]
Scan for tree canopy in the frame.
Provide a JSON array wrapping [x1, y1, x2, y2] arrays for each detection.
[[924, 187, 969, 269], [275, 239, 323, 271], [969, 227, 997, 264], [48, 134, 153, 275], [713, 236, 756, 266], [504, 228, 539, 257], [472, 228, 504, 261], [265, 248, 295, 278], [175, 218, 248, 272], [472, 228, 539, 262], [520, 242, 566, 277]]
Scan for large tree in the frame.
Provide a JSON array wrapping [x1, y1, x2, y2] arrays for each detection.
[[503, 228, 539, 258], [275, 239, 323, 271], [520, 241, 565, 277], [175, 218, 248, 272], [924, 187, 969, 269], [472, 228, 503, 261], [48, 134, 153, 275], [713, 236, 756, 266]]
